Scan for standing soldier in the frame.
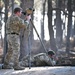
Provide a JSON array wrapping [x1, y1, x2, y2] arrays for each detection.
[[3, 7, 28, 70]]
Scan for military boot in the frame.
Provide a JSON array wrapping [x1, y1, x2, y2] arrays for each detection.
[[2, 64, 13, 69], [13, 65, 25, 70], [2, 62, 14, 69]]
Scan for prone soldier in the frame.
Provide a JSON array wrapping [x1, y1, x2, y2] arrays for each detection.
[[20, 50, 58, 67]]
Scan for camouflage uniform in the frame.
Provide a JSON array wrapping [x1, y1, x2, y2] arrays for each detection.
[[33, 53, 56, 66], [20, 52, 57, 67], [3, 14, 27, 70]]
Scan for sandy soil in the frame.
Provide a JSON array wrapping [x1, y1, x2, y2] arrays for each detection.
[[0, 66, 75, 75]]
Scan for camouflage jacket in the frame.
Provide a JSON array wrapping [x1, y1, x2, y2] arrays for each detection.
[[6, 14, 27, 35], [33, 53, 56, 66]]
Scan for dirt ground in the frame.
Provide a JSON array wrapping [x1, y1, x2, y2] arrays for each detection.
[[0, 66, 75, 75]]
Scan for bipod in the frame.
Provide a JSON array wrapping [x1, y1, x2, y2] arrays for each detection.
[[28, 19, 48, 69]]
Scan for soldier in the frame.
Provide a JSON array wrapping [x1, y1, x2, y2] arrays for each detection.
[[3, 7, 29, 70], [33, 50, 57, 66], [20, 50, 58, 67]]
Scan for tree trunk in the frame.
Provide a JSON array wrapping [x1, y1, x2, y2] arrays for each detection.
[[56, 0, 62, 48], [66, 0, 72, 56], [47, 0, 57, 53], [20, 0, 34, 59], [3, 0, 9, 63], [41, 0, 46, 41]]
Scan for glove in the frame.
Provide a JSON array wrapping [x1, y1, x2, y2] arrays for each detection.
[[25, 15, 31, 24], [25, 15, 31, 21]]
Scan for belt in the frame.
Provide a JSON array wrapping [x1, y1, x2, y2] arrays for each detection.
[[7, 32, 19, 35]]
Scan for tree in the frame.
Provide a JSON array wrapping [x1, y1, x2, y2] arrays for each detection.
[[56, 0, 62, 48], [41, 0, 46, 41], [66, 0, 72, 56], [20, 0, 34, 59], [3, 0, 9, 62], [47, 0, 57, 53]]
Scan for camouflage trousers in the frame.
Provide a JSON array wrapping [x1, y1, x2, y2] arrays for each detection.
[[4, 34, 20, 67]]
